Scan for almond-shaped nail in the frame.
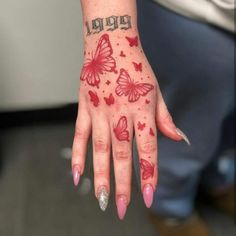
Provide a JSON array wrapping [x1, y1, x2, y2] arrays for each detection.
[[116, 195, 127, 220], [143, 184, 154, 208], [97, 186, 109, 211], [72, 165, 80, 186], [176, 128, 191, 146]]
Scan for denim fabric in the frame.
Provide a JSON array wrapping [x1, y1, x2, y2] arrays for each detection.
[[134, 0, 235, 218]]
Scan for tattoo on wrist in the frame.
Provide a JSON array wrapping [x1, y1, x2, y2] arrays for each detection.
[[85, 15, 132, 36]]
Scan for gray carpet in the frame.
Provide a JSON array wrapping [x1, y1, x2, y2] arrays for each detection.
[[0, 123, 235, 236]]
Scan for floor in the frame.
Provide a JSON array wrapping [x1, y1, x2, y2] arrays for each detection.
[[0, 122, 235, 236]]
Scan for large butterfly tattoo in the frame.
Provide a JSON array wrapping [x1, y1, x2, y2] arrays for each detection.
[[80, 34, 116, 88], [113, 116, 130, 142], [140, 159, 154, 180], [115, 69, 154, 102]]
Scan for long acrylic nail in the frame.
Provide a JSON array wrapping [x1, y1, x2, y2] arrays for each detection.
[[116, 195, 127, 220], [97, 186, 109, 211], [143, 184, 154, 208], [72, 165, 80, 186], [176, 128, 191, 146]]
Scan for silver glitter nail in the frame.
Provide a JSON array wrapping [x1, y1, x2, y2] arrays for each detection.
[[176, 128, 191, 146], [98, 186, 109, 211]]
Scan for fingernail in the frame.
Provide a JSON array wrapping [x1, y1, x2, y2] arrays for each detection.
[[116, 195, 127, 220], [143, 184, 154, 208], [176, 128, 191, 146], [72, 165, 80, 186], [97, 186, 109, 211]]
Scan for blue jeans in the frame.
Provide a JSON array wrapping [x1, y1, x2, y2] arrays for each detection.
[[135, 0, 235, 218]]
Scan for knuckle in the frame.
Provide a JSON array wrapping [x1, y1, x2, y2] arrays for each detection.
[[94, 139, 109, 153], [74, 126, 88, 140], [114, 149, 131, 161], [140, 140, 156, 154]]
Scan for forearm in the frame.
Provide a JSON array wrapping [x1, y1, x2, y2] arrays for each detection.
[[80, 0, 138, 41]]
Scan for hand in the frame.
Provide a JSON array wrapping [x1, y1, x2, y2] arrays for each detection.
[[71, 31, 189, 219]]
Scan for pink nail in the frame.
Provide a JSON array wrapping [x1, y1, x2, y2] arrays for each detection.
[[72, 165, 80, 186], [143, 184, 154, 208], [116, 195, 127, 220]]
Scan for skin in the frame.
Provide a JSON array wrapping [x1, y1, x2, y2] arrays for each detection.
[[72, 0, 185, 215]]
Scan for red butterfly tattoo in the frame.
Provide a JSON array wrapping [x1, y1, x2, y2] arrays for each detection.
[[149, 128, 155, 136], [132, 62, 142, 72], [113, 116, 130, 142], [125, 36, 139, 47], [88, 90, 99, 107], [115, 69, 154, 102], [140, 158, 154, 180], [104, 93, 115, 106], [137, 121, 146, 131], [80, 34, 116, 88]]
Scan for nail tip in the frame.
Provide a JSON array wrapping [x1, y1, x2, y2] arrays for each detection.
[[176, 128, 191, 146], [98, 186, 109, 212], [143, 184, 154, 209]]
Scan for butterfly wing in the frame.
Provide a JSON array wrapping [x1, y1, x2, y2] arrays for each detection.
[[88, 90, 99, 107], [128, 83, 154, 102], [140, 159, 154, 180], [115, 69, 133, 97], [114, 116, 129, 142], [81, 59, 100, 87], [93, 34, 116, 73]]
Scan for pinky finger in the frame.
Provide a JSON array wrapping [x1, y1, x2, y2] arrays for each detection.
[[72, 105, 91, 186]]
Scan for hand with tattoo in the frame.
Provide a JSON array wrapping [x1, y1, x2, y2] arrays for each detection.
[[72, 0, 190, 220]]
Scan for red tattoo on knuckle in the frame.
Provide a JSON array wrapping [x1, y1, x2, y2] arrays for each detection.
[[113, 116, 130, 142], [137, 121, 146, 131], [140, 158, 154, 180], [88, 90, 99, 107]]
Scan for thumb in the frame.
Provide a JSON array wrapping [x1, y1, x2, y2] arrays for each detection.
[[156, 89, 190, 145]]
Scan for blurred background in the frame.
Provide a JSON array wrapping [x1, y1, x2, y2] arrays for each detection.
[[0, 0, 235, 236]]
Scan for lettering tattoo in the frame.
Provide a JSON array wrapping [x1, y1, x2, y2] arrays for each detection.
[[86, 15, 132, 36]]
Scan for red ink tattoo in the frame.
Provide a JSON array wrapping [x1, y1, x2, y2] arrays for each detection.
[[113, 116, 130, 142], [115, 69, 154, 102], [125, 36, 138, 47], [132, 62, 142, 72], [80, 34, 116, 88], [145, 99, 150, 104], [149, 128, 155, 136], [104, 93, 115, 106], [120, 51, 126, 57], [140, 158, 154, 180], [137, 121, 146, 131], [106, 80, 111, 85], [88, 90, 99, 107]]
